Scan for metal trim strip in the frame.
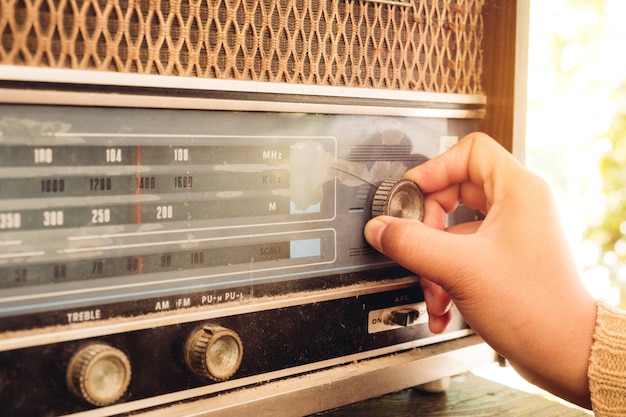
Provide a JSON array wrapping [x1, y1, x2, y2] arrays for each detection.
[[66, 333, 490, 417], [0, 277, 421, 352], [0, 67, 486, 118]]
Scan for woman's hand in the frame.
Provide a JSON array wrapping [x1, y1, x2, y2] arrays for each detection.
[[364, 132, 596, 408]]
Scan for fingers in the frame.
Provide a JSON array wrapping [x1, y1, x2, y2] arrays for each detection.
[[364, 216, 484, 337], [420, 278, 452, 334], [363, 216, 474, 294], [404, 132, 512, 191], [404, 132, 523, 213]]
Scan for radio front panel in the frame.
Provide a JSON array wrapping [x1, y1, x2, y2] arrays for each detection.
[[0, 105, 468, 324], [0, 0, 512, 414], [0, 100, 483, 416]]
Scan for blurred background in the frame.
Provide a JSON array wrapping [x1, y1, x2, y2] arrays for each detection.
[[526, 0, 626, 308]]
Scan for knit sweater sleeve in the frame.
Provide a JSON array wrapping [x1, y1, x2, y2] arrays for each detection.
[[588, 300, 626, 416]]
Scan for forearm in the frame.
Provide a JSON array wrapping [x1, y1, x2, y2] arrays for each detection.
[[504, 289, 596, 409]]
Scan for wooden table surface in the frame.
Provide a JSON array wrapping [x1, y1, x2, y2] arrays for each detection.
[[314, 373, 591, 416]]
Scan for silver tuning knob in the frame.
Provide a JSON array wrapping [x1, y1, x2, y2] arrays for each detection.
[[66, 343, 132, 406], [185, 325, 243, 381], [371, 178, 425, 221]]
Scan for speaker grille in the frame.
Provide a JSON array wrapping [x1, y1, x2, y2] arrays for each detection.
[[1, 0, 484, 94]]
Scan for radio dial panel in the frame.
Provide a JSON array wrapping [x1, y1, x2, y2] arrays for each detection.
[[0, 104, 482, 416]]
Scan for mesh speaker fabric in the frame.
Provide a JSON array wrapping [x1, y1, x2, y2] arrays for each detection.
[[0, 0, 484, 94]]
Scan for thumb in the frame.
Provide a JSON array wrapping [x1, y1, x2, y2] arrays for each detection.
[[364, 216, 474, 291]]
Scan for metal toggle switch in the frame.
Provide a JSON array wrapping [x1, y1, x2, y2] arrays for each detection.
[[384, 308, 421, 327]]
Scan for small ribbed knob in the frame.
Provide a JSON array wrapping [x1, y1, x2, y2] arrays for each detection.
[[66, 343, 131, 406], [185, 325, 243, 381], [371, 178, 425, 221]]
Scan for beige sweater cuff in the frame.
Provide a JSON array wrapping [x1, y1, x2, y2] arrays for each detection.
[[589, 300, 626, 416]]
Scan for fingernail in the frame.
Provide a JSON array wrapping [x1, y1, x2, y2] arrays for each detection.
[[364, 217, 389, 251]]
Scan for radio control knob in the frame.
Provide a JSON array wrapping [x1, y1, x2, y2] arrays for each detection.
[[185, 325, 243, 381], [66, 343, 131, 406], [371, 178, 425, 221]]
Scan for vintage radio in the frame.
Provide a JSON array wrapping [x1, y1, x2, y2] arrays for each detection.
[[0, 1, 523, 416]]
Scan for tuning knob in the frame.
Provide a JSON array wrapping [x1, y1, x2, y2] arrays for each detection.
[[371, 178, 425, 221], [185, 325, 243, 381], [66, 343, 131, 406]]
